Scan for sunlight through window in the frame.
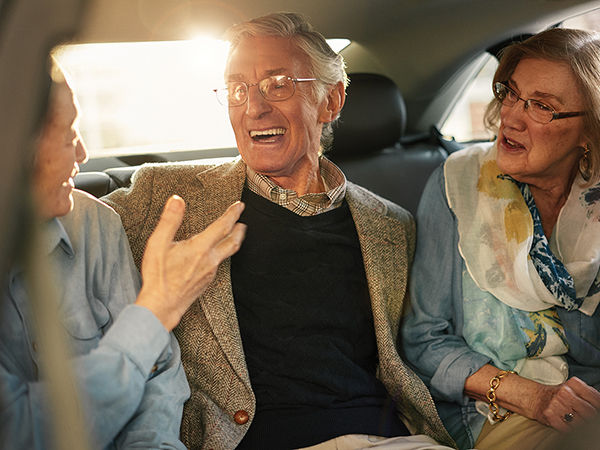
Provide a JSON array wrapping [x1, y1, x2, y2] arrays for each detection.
[[55, 39, 235, 158], [327, 39, 351, 53]]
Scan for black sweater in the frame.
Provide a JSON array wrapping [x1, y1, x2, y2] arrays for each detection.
[[233, 187, 407, 449]]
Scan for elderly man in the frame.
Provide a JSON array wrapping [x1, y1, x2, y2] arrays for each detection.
[[0, 62, 246, 448], [105, 12, 454, 450]]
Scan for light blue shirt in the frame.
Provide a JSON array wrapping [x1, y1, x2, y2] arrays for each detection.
[[0, 190, 189, 449], [401, 165, 600, 449]]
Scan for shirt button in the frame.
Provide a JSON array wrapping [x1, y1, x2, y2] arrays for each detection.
[[32, 342, 37, 352], [233, 410, 249, 425]]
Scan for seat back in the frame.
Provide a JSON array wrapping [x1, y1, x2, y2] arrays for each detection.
[[328, 73, 447, 215], [73, 171, 118, 198], [329, 73, 406, 160]]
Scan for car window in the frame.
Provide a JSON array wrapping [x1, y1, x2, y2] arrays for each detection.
[[55, 39, 235, 159], [562, 7, 600, 29], [440, 55, 497, 142]]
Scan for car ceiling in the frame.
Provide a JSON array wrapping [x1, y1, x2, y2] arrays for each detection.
[[49, 0, 600, 134]]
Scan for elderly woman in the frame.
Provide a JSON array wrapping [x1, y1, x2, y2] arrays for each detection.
[[402, 28, 600, 450]]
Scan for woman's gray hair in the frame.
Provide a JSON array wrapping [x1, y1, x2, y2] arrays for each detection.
[[484, 28, 600, 184], [225, 12, 348, 151]]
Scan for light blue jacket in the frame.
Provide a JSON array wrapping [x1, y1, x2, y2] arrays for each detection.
[[0, 190, 189, 449], [402, 165, 600, 449]]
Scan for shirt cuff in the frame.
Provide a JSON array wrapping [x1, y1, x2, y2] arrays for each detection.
[[430, 347, 491, 405], [101, 304, 171, 377]]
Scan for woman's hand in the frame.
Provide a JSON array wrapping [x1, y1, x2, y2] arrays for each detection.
[[535, 377, 600, 431], [466, 365, 600, 431]]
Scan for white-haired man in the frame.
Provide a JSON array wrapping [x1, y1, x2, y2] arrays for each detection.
[[105, 12, 455, 450]]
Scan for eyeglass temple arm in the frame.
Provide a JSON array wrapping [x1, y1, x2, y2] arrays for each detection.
[[553, 111, 586, 120]]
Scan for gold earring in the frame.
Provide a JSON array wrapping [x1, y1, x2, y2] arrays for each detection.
[[580, 144, 591, 181]]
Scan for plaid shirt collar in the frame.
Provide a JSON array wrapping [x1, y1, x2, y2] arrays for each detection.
[[245, 156, 347, 216]]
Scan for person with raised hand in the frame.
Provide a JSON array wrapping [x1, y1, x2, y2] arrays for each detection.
[[0, 60, 246, 449]]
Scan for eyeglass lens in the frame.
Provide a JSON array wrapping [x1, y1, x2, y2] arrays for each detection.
[[494, 82, 555, 123], [224, 76, 295, 106], [260, 76, 295, 101]]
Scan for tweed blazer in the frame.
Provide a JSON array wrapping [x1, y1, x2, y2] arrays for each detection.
[[104, 157, 455, 450]]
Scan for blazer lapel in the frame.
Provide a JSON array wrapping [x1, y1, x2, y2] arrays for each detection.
[[187, 158, 252, 385], [347, 186, 454, 448], [346, 184, 408, 343]]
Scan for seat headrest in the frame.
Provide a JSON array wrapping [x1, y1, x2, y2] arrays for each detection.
[[329, 73, 406, 160]]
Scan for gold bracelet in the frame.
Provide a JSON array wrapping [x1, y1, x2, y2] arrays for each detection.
[[486, 370, 516, 422]]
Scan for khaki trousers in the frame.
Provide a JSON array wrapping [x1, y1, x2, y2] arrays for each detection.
[[475, 414, 560, 450], [299, 434, 454, 450]]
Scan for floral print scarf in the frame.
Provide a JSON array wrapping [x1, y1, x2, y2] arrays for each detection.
[[444, 142, 600, 384]]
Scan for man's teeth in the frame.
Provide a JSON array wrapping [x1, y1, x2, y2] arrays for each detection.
[[250, 128, 286, 138]]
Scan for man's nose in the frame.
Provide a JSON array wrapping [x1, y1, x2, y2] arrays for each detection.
[[245, 85, 272, 118], [75, 132, 88, 165]]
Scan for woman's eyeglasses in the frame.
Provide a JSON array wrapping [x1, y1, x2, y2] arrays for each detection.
[[493, 82, 585, 124]]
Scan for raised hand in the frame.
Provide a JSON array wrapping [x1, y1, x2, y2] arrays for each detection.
[[136, 195, 246, 331]]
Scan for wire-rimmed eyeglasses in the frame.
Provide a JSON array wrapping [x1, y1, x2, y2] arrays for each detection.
[[213, 75, 319, 107], [493, 82, 586, 124]]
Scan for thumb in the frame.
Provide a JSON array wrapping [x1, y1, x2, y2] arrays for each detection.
[[148, 195, 186, 249]]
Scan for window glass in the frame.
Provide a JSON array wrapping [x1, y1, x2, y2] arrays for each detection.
[[562, 7, 600, 29], [55, 39, 235, 158], [440, 56, 497, 142]]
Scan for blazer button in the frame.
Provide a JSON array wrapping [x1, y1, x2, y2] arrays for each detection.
[[233, 410, 249, 424]]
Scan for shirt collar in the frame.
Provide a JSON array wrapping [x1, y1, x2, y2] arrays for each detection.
[[44, 217, 74, 257], [245, 156, 347, 216]]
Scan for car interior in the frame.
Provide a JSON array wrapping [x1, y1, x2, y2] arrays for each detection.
[[2, 1, 600, 448]]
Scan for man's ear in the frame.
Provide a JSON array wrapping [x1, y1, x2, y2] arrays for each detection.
[[318, 81, 346, 123]]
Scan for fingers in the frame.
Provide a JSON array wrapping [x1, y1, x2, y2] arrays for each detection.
[[546, 378, 600, 431], [565, 377, 600, 420], [190, 202, 246, 263], [147, 195, 186, 251], [186, 201, 245, 251], [553, 384, 582, 431], [567, 377, 600, 408], [202, 201, 245, 241], [214, 222, 247, 259]]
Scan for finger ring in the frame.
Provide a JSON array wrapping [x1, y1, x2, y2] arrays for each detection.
[[563, 412, 574, 423]]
